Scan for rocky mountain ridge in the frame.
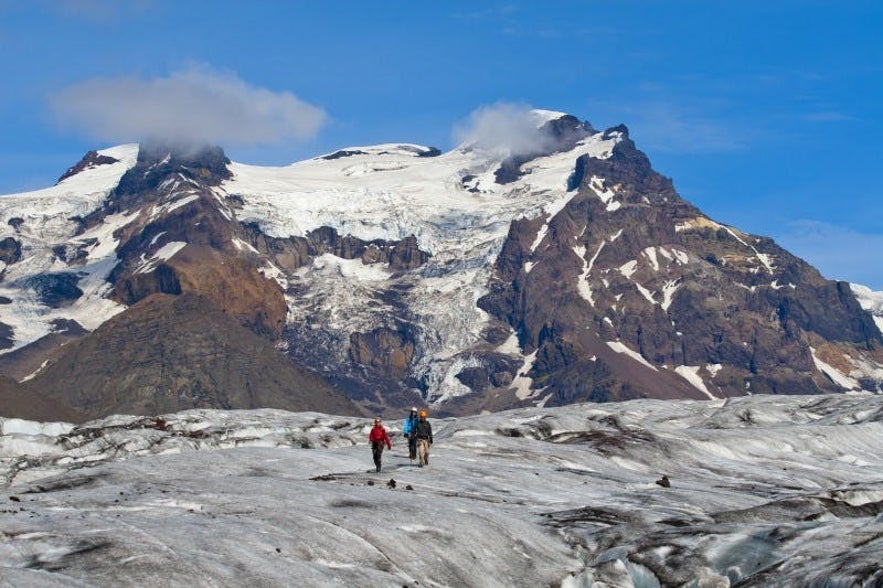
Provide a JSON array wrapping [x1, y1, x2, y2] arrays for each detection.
[[0, 110, 881, 420]]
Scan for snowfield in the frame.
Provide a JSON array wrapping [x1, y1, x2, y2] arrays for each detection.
[[1, 393, 881, 586]]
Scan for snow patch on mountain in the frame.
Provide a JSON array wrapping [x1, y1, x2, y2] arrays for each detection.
[[511, 349, 539, 400], [588, 175, 620, 211], [0, 144, 138, 223], [673, 365, 717, 399], [607, 341, 657, 371], [852, 283, 883, 333], [310, 253, 391, 282], [573, 245, 594, 306], [660, 279, 680, 310], [810, 346, 861, 390]]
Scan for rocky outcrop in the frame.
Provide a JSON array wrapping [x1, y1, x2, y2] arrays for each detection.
[[109, 143, 231, 211], [241, 224, 431, 274], [349, 326, 417, 378], [454, 353, 521, 392]]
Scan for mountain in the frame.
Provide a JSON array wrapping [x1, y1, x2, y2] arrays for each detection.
[[0, 144, 356, 421], [1, 111, 881, 419], [1, 394, 882, 585], [0, 376, 83, 422]]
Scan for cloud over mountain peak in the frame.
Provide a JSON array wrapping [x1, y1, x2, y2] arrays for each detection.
[[49, 65, 328, 149]]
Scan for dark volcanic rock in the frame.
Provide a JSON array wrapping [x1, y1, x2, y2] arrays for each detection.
[[114, 263, 183, 304], [321, 145, 440, 161], [307, 227, 430, 270], [106, 144, 232, 215], [52, 239, 97, 265], [57, 150, 120, 184], [417, 147, 442, 157], [0, 323, 12, 351], [321, 149, 368, 160], [241, 224, 431, 273]]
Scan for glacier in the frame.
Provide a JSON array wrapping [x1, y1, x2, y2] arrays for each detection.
[[1, 393, 881, 586]]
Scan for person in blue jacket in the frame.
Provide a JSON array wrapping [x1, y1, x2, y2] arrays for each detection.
[[402, 407, 419, 463]]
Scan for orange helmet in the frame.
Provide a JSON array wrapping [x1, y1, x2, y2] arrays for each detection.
[[419, 410, 427, 418]]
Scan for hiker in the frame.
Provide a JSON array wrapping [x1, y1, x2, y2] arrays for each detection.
[[402, 407, 419, 462], [414, 410, 433, 467], [368, 417, 392, 472]]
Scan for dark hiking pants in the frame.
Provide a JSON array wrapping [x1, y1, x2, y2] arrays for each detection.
[[372, 443, 384, 472]]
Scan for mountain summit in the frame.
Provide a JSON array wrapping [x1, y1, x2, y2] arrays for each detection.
[[1, 111, 880, 420]]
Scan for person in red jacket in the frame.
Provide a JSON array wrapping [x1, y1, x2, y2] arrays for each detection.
[[368, 417, 392, 472]]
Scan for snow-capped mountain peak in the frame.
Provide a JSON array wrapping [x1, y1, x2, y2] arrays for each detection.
[[1, 110, 881, 421]]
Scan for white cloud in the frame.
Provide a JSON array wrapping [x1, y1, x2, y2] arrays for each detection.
[[776, 220, 883, 290], [48, 65, 328, 148], [452, 102, 556, 157]]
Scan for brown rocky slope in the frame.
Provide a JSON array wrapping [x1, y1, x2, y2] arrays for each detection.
[[24, 294, 356, 421]]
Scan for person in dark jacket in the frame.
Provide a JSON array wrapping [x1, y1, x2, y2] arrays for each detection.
[[414, 410, 433, 467], [368, 417, 392, 472], [402, 407, 419, 462]]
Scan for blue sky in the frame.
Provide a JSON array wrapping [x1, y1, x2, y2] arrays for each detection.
[[1, 1, 881, 288]]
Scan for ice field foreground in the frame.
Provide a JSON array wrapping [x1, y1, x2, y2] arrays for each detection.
[[1, 394, 882, 587]]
